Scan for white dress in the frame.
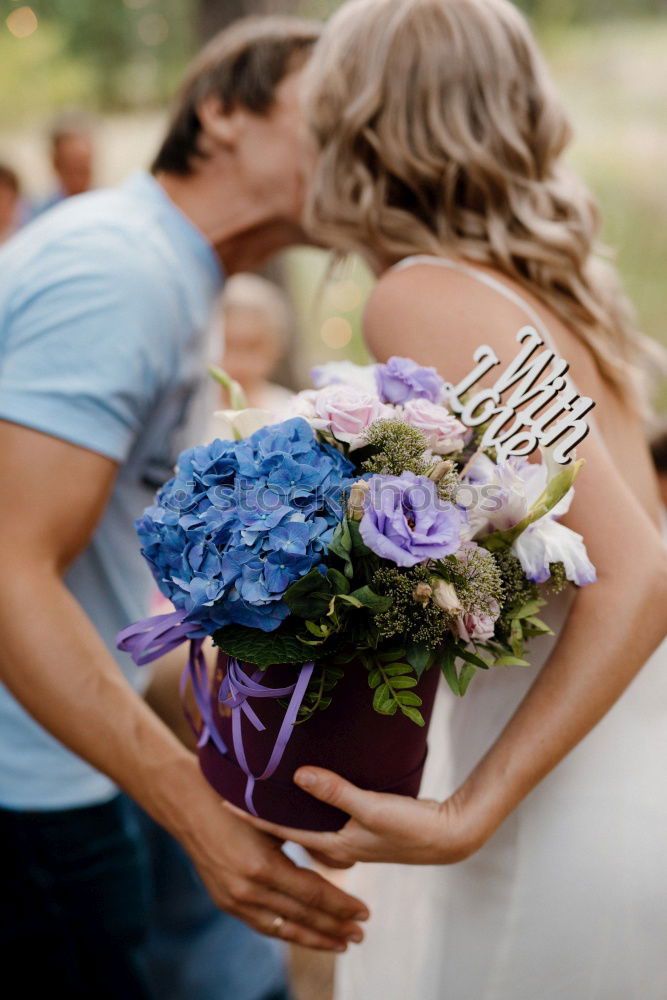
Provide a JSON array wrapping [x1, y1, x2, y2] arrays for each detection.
[[335, 258, 667, 1000]]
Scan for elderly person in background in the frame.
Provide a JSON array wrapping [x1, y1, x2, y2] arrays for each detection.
[[213, 273, 295, 413], [651, 424, 667, 510], [35, 112, 95, 215], [0, 164, 22, 244]]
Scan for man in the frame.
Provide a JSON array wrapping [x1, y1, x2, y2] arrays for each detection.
[[0, 163, 22, 243], [0, 16, 367, 999], [35, 112, 95, 214]]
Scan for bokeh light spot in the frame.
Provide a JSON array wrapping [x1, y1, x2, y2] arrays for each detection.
[[6, 6, 38, 38], [320, 317, 353, 350], [138, 12, 169, 46], [327, 279, 363, 313]]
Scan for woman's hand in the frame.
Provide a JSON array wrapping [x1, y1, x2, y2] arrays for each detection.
[[224, 766, 484, 867]]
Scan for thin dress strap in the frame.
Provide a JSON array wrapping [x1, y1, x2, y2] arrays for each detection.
[[390, 254, 603, 444], [390, 255, 560, 355]]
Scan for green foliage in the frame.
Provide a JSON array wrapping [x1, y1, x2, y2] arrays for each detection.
[[366, 653, 425, 726], [212, 623, 334, 668], [290, 663, 345, 724], [361, 420, 430, 477], [372, 566, 453, 645], [328, 517, 376, 581]]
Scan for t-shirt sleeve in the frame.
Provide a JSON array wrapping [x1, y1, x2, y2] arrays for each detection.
[[0, 233, 170, 462]]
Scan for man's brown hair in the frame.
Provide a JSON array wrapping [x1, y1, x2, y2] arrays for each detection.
[[152, 16, 320, 176]]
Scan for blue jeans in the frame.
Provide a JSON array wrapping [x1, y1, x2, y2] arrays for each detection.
[[0, 794, 291, 1000], [131, 798, 291, 1000], [0, 795, 153, 999]]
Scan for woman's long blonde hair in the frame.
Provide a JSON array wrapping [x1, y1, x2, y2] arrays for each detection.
[[305, 0, 659, 410]]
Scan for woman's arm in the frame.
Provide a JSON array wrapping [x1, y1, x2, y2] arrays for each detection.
[[230, 264, 667, 865]]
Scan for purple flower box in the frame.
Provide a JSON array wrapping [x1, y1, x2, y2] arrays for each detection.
[[198, 654, 442, 832]]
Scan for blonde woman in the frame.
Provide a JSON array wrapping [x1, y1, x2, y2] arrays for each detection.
[[236, 1, 667, 996]]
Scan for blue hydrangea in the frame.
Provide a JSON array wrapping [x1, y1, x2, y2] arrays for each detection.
[[136, 418, 356, 633]]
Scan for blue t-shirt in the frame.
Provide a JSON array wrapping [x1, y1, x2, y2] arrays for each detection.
[[0, 172, 223, 809]]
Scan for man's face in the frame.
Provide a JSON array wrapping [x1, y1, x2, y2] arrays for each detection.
[[0, 182, 18, 230], [53, 134, 94, 197], [234, 67, 311, 223]]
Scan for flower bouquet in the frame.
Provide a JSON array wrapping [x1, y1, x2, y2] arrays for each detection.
[[119, 353, 596, 831]]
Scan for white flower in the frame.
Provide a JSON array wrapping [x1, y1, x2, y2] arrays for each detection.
[[431, 580, 463, 614], [462, 453, 595, 586], [513, 518, 596, 586], [210, 408, 276, 441]]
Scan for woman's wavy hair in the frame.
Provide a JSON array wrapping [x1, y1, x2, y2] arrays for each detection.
[[305, 0, 661, 410]]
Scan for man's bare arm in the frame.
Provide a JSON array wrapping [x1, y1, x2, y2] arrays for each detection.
[[0, 420, 368, 950]]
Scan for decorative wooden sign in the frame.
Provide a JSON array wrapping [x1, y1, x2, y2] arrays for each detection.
[[444, 327, 595, 465]]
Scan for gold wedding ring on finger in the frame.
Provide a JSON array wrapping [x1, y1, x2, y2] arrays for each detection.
[[270, 914, 286, 936]]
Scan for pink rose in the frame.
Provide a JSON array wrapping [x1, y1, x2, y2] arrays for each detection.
[[310, 385, 394, 450], [402, 399, 467, 455], [455, 599, 500, 643]]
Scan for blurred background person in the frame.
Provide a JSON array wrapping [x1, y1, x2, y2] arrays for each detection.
[[214, 273, 294, 412], [0, 164, 22, 244], [35, 111, 95, 215], [651, 425, 667, 510]]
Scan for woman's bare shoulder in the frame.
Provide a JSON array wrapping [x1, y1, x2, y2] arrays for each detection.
[[363, 260, 595, 389]]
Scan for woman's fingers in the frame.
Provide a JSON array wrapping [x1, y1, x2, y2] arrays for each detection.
[[222, 800, 342, 855], [307, 848, 356, 870]]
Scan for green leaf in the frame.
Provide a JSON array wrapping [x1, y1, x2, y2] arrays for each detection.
[[326, 568, 351, 595], [510, 599, 545, 620], [493, 653, 530, 666], [377, 649, 406, 663], [348, 518, 372, 557], [373, 683, 390, 711], [213, 625, 315, 668], [208, 365, 247, 410], [329, 519, 354, 578], [454, 644, 490, 671], [396, 691, 422, 707], [458, 663, 477, 695], [440, 647, 460, 697], [399, 705, 426, 727], [405, 643, 434, 678], [305, 620, 331, 638], [368, 667, 382, 690], [525, 616, 554, 635], [510, 618, 524, 657], [389, 676, 418, 689], [283, 569, 332, 618], [382, 663, 412, 677], [348, 585, 392, 613]]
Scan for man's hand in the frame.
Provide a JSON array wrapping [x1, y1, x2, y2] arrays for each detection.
[[168, 758, 369, 951], [0, 422, 368, 951]]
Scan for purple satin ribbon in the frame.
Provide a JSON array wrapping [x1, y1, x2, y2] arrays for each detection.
[[219, 656, 315, 815], [117, 612, 314, 816]]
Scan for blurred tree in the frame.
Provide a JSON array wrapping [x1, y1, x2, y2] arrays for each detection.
[[24, 0, 195, 109], [198, 0, 299, 40], [514, 0, 665, 21]]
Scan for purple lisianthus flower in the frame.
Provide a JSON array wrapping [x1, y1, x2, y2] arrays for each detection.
[[376, 356, 444, 405], [360, 471, 465, 568]]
